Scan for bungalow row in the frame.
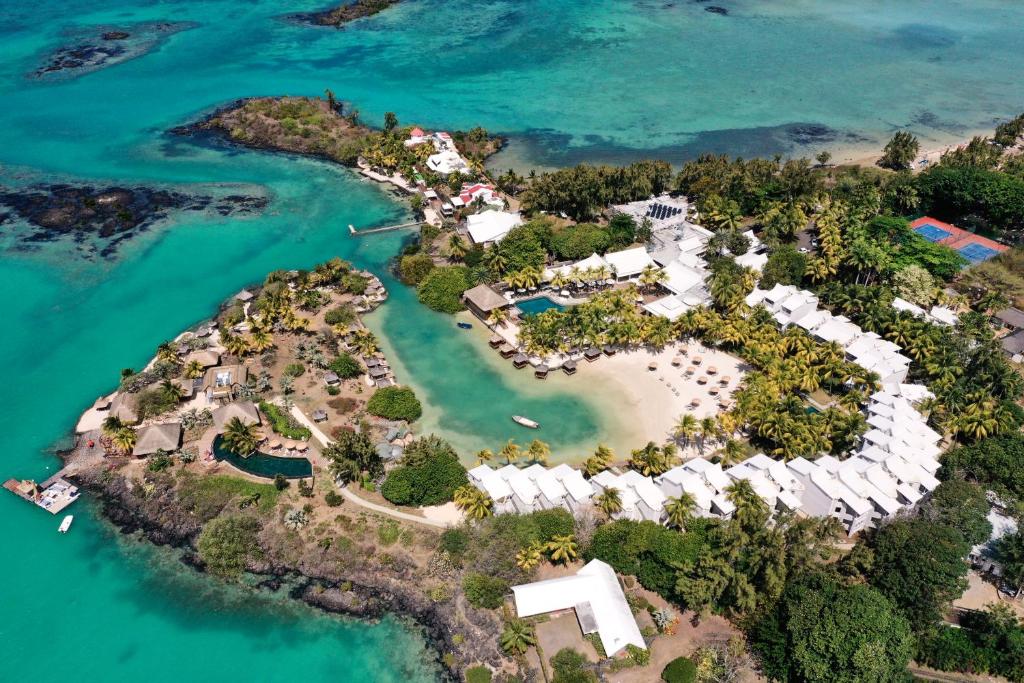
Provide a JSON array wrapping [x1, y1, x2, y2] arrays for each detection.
[[746, 284, 913, 385], [467, 462, 596, 515]]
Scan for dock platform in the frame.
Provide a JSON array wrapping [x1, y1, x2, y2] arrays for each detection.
[[349, 221, 423, 237], [4, 470, 80, 515]]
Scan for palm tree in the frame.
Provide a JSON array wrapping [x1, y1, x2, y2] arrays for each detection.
[[516, 541, 544, 571], [665, 494, 696, 530], [595, 487, 623, 519], [111, 427, 137, 455], [221, 416, 259, 457], [183, 359, 204, 379], [159, 379, 184, 405], [249, 328, 274, 353], [454, 485, 493, 519], [638, 264, 667, 293], [475, 448, 494, 466], [673, 413, 699, 445], [351, 329, 379, 356], [500, 620, 536, 655], [720, 439, 747, 466], [101, 415, 126, 438], [545, 534, 579, 564], [698, 416, 720, 453], [155, 341, 177, 364], [221, 332, 251, 358], [448, 234, 468, 262], [727, 479, 769, 531], [500, 439, 520, 465], [483, 248, 508, 276], [487, 307, 508, 328], [526, 439, 550, 465]]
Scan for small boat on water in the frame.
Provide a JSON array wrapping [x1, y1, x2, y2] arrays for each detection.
[[512, 415, 540, 429], [457, 322, 473, 329], [58, 515, 73, 534]]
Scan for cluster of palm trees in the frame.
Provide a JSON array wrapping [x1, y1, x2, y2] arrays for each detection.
[[628, 441, 679, 477], [475, 438, 552, 467], [512, 534, 580, 571], [453, 485, 493, 519], [101, 416, 137, 455], [221, 416, 260, 457]]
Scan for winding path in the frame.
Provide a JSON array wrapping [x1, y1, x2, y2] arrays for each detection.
[[337, 486, 450, 528]]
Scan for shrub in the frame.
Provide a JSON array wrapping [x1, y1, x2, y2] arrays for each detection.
[[381, 438, 467, 507], [550, 223, 611, 260], [328, 352, 363, 379], [258, 401, 312, 440], [283, 362, 305, 378], [626, 644, 650, 666], [273, 474, 289, 491], [661, 657, 696, 683], [440, 528, 470, 559], [324, 304, 356, 326], [147, 453, 174, 472], [377, 520, 401, 546], [324, 490, 344, 507], [196, 515, 263, 578], [326, 385, 340, 396], [367, 386, 422, 421], [417, 265, 473, 313], [462, 572, 510, 609], [587, 520, 706, 599], [464, 666, 492, 683], [135, 386, 179, 420], [399, 253, 436, 285], [550, 648, 596, 683], [327, 396, 358, 413], [341, 272, 369, 294]]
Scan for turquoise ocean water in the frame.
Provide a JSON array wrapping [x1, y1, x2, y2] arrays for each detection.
[[2, 1, 1023, 680]]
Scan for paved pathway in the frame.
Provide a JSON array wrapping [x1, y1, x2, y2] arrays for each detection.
[[338, 487, 451, 528]]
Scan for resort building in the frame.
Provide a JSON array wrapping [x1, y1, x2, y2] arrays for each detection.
[[590, 470, 666, 523], [603, 246, 656, 280], [549, 463, 596, 512], [212, 400, 260, 431], [463, 283, 510, 320], [426, 150, 470, 174], [451, 183, 503, 210], [891, 297, 958, 326], [465, 210, 522, 244], [511, 559, 646, 657], [467, 464, 516, 514], [496, 464, 543, 514], [132, 422, 182, 457], [203, 364, 249, 401]]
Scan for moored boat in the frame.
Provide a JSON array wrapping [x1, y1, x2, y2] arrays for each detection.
[[512, 415, 539, 429], [58, 515, 73, 533], [457, 322, 473, 329]]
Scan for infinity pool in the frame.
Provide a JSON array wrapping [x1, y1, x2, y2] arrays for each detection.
[[517, 296, 566, 316], [212, 436, 313, 479]]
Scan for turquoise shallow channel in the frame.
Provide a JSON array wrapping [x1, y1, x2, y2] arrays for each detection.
[[3, 0, 1024, 680]]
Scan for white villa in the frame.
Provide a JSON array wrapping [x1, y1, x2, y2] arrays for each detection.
[[512, 559, 646, 657], [466, 210, 522, 245]]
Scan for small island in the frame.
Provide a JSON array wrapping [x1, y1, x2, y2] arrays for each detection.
[[295, 0, 403, 28]]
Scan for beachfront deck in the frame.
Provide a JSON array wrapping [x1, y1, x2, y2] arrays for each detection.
[[3, 471, 80, 515]]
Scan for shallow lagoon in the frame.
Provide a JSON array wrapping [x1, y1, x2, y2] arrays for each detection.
[[3, 0, 1024, 678]]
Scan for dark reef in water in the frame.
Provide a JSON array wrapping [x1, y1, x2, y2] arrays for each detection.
[[0, 184, 267, 258], [32, 21, 196, 80], [706, 6, 729, 15], [499, 121, 851, 169], [292, 0, 402, 28]]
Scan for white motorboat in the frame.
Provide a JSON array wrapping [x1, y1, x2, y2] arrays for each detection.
[[58, 515, 74, 533], [512, 415, 539, 429]]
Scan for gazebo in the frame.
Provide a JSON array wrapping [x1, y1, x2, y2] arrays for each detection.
[[463, 284, 509, 321], [132, 423, 182, 457]]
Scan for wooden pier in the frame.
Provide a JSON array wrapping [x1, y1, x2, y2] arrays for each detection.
[[348, 221, 423, 237], [4, 467, 80, 515]]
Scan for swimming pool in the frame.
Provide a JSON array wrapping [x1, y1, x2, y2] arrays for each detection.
[[212, 436, 313, 479], [517, 296, 566, 316]]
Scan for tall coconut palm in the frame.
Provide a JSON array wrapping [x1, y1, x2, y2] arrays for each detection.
[[183, 359, 205, 380], [454, 485, 493, 519], [221, 332, 251, 358], [500, 620, 536, 655], [698, 416, 720, 453], [155, 341, 178, 364], [249, 328, 274, 353], [475, 448, 494, 466], [487, 307, 508, 328], [101, 415, 126, 439], [595, 487, 623, 519], [221, 416, 259, 457], [545, 534, 579, 564], [673, 413, 699, 445], [500, 439, 520, 465], [720, 438, 747, 466], [447, 234, 468, 262], [351, 329, 379, 356], [665, 494, 696, 530], [526, 439, 550, 466], [159, 379, 184, 405], [111, 427, 137, 455], [484, 248, 508, 276]]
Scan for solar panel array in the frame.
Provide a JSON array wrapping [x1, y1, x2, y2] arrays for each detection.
[[646, 203, 683, 221]]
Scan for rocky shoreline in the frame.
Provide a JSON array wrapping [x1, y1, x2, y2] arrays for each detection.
[[66, 461, 504, 682]]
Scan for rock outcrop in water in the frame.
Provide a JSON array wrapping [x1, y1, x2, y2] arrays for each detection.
[[33, 22, 196, 80], [294, 0, 402, 28], [0, 184, 267, 258]]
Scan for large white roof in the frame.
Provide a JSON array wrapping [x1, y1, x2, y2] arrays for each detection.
[[662, 260, 705, 295], [604, 247, 655, 278], [512, 559, 645, 656], [643, 294, 690, 321], [466, 211, 522, 244]]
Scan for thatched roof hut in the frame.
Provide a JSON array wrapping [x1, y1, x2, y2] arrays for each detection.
[[186, 350, 221, 368], [109, 393, 139, 424], [132, 422, 182, 456], [562, 360, 577, 375], [212, 401, 260, 430], [463, 284, 509, 319], [512, 353, 529, 368]]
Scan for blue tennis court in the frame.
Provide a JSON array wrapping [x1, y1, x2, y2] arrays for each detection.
[[914, 223, 952, 242], [958, 243, 1000, 265]]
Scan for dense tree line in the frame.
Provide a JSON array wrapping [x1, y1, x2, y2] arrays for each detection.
[[520, 160, 673, 220]]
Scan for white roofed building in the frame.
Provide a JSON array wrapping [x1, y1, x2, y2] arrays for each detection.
[[466, 211, 522, 244], [604, 247, 656, 280], [512, 559, 646, 657]]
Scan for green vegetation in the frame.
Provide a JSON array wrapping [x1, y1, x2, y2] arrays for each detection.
[[752, 573, 913, 683], [380, 435, 467, 506], [587, 519, 705, 598], [398, 252, 436, 285], [258, 401, 312, 440], [196, 515, 263, 578], [322, 430, 383, 483], [549, 648, 597, 683], [918, 165, 1024, 235], [366, 385, 422, 421], [328, 353, 362, 379], [521, 160, 673, 220], [922, 479, 993, 546], [178, 474, 280, 520], [220, 417, 260, 457], [416, 265, 473, 313], [661, 657, 696, 683], [491, 220, 551, 274], [917, 603, 1024, 681], [324, 303, 357, 326], [283, 362, 305, 378], [878, 131, 920, 171], [463, 666, 492, 683], [940, 434, 1024, 500], [957, 246, 1024, 309], [461, 572, 510, 609]]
